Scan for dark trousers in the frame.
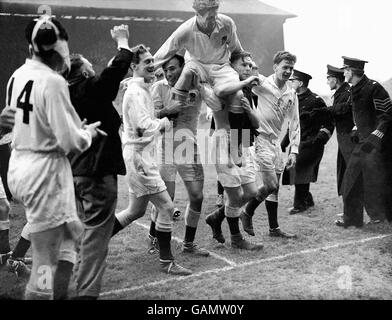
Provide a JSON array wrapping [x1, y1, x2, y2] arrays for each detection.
[[294, 183, 313, 209], [343, 146, 389, 225], [73, 174, 118, 298]]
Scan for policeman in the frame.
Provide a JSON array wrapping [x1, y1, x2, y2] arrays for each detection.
[[282, 70, 334, 214], [311, 65, 355, 197], [335, 57, 392, 227]]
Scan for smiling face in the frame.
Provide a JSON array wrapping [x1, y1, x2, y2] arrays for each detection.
[[274, 59, 295, 83], [132, 51, 155, 82], [163, 57, 183, 87]]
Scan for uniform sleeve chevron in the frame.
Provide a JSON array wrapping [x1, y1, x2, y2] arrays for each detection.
[[374, 98, 392, 112]]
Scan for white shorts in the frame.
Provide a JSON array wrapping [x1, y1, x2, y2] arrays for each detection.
[[0, 176, 5, 200], [123, 144, 166, 198], [212, 129, 256, 188], [7, 150, 81, 234], [254, 134, 285, 174]]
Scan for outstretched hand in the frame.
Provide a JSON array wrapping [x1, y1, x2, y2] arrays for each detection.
[[111, 24, 130, 42]]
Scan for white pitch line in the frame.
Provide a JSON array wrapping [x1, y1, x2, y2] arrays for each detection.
[[100, 233, 392, 298], [134, 221, 237, 267]]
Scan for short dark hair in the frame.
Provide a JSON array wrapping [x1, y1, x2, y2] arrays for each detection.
[[130, 44, 150, 64], [67, 53, 84, 80], [25, 16, 68, 53], [273, 51, 297, 65], [230, 51, 252, 64], [162, 54, 185, 69]]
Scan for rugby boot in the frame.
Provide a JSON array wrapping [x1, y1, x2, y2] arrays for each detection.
[[205, 211, 225, 244], [240, 211, 255, 236], [230, 233, 263, 251], [160, 260, 192, 276], [182, 242, 210, 257], [269, 228, 297, 239]]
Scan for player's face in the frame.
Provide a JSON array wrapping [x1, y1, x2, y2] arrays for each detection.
[[232, 56, 252, 81], [274, 59, 295, 83], [81, 57, 96, 78], [196, 6, 218, 29], [327, 76, 337, 90], [163, 58, 183, 87], [134, 52, 155, 82]]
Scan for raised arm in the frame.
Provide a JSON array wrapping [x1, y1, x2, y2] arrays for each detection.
[[154, 26, 186, 69], [89, 25, 133, 101]]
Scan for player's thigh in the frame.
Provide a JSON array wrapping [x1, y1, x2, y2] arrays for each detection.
[[260, 170, 279, 191], [209, 63, 240, 92], [128, 192, 150, 217], [241, 181, 258, 204]]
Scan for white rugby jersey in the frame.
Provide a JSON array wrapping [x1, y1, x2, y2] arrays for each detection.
[[154, 14, 243, 66], [151, 79, 202, 138], [6, 59, 92, 154], [122, 77, 170, 147], [253, 74, 300, 154]]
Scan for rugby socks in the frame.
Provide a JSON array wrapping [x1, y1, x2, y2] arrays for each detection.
[[0, 229, 10, 254], [217, 181, 224, 196], [111, 217, 124, 237], [149, 221, 156, 238], [265, 200, 279, 230], [53, 260, 74, 300], [11, 236, 31, 259], [245, 198, 262, 217], [156, 231, 174, 261], [184, 226, 197, 243], [227, 217, 240, 235]]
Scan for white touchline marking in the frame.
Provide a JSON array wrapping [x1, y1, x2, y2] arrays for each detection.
[[134, 221, 237, 267], [100, 233, 392, 298]]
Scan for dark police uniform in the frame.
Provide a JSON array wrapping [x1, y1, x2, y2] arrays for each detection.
[[338, 57, 392, 227], [321, 65, 355, 196], [282, 70, 334, 212]]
